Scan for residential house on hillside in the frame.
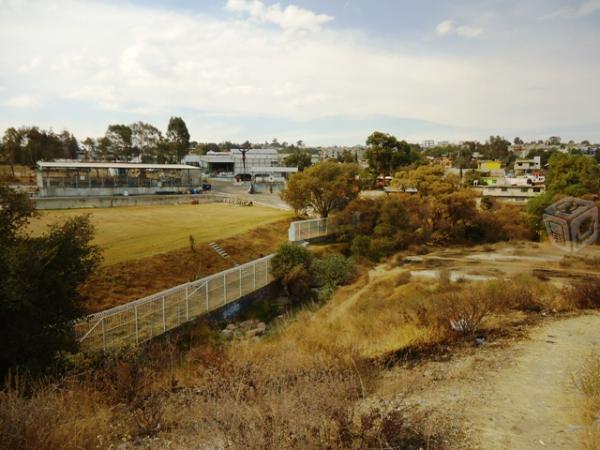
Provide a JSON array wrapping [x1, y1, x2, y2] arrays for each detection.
[[514, 156, 541, 176]]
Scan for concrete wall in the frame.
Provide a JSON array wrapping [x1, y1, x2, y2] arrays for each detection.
[[34, 193, 227, 210], [39, 185, 186, 197], [251, 182, 285, 194]]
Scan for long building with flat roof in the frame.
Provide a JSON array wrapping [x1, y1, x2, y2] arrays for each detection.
[[36, 161, 201, 197]]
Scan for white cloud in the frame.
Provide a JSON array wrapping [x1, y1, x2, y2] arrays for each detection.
[[578, 0, 600, 16], [3, 95, 42, 108], [436, 20, 483, 38], [0, 0, 598, 142], [539, 0, 600, 20], [225, 0, 333, 31]]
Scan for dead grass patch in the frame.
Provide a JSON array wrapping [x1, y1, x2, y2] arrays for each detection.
[[578, 354, 600, 450], [79, 219, 291, 312]]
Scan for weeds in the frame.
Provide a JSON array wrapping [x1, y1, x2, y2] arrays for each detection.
[[578, 354, 600, 449], [568, 278, 600, 309]]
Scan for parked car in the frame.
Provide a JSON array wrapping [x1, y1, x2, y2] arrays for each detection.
[[235, 173, 252, 182]]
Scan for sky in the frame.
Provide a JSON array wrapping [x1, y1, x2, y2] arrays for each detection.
[[0, 0, 599, 145]]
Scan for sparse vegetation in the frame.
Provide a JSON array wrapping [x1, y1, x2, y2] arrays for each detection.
[[578, 354, 600, 449]]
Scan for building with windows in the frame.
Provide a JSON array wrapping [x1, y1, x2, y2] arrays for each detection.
[[514, 156, 542, 175], [191, 149, 281, 177], [475, 177, 545, 203]]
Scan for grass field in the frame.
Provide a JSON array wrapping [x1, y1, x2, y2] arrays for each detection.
[[28, 203, 291, 265]]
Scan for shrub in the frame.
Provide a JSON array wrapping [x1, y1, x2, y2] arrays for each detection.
[[271, 243, 314, 302], [271, 243, 313, 279], [350, 235, 372, 259], [568, 278, 600, 309], [312, 255, 355, 300]]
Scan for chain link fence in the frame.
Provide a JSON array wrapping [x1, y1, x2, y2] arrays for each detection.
[[288, 217, 333, 242], [76, 255, 273, 352]]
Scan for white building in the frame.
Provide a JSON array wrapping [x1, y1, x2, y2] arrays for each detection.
[[187, 149, 281, 177]]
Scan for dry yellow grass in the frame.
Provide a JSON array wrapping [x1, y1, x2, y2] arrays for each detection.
[[580, 354, 600, 449], [27, 203, 291, 265]]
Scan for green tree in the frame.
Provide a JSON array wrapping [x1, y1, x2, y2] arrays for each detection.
[[281, 161, 362, 217], [131, 121, 162, 162], [166, 117, 190, 162], [1, 127, 22, 176], [284, 149, 312, 171], [483, 136, 511, 162], [0, 186, 101, 375], [59, 130, 79, 160], [365, 131, 421, 175], [392, 164, 461, 197], [311, 255, 355, 299], [105, 124, 133, 160], [545, 152, 600, 196], [271, 243, 314, 301]]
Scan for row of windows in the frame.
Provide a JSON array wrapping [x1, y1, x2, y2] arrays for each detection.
[[496, 187, 542, 193]]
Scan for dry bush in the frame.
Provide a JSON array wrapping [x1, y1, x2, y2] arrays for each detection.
[[330, 407, 442, 450], [567, 278, 600, 309], [437, 290, 495, 335], [438, 268, 451, 286], [169, 344, 378, 449], [427, 278, 553, 336], [578, 354, 600, 449], [0, 375, 113, 450]]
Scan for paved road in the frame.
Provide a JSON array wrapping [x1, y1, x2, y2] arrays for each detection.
[[208, 178, 292, 211]]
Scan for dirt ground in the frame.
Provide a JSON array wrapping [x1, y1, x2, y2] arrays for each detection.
[[374, 313, 600, 449], [359, 242, 600, 449]]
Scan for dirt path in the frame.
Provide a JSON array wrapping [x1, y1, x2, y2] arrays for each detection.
[[378, 313, 600, 449], [471, 314, 600, 449]]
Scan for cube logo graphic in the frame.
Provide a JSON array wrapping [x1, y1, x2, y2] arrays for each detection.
[[543, 197, 598, 252]]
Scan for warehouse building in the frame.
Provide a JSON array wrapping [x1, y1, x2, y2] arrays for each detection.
[[36, 161, 201, 197]]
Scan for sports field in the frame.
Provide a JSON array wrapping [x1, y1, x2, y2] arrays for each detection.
[[28, 203, 291, 265]]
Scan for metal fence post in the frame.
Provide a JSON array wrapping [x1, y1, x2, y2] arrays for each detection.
[[185, 285, 190, 321], [239, 267, 242, 297], [134, 305, 139, 345], [101, 317, 107, 351], [265, 259, 268, 285], [162, 296, 166, 332], [205, 281, 209, 311], [223, 273, 227, 305]]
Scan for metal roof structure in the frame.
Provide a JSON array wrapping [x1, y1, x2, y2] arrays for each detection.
[[37, 161, 200, 170], [250, 166, 298, 173]]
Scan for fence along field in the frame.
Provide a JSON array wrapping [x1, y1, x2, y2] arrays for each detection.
[[76, 217, 334, 352]]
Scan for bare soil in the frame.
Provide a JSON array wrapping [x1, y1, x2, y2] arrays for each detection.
[[376, 313, 600, 449], [365, 242, 600, 449]]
